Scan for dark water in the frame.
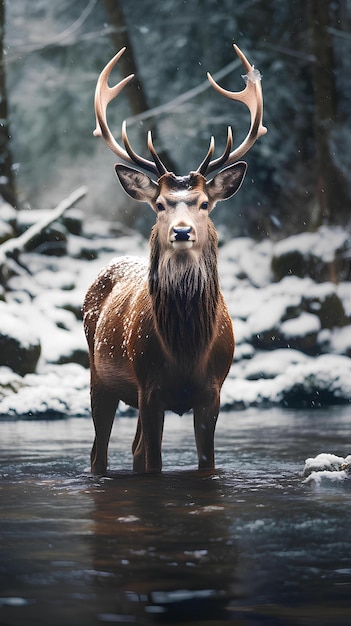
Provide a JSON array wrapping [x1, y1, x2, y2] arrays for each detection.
[[1, 407, 351, 625]]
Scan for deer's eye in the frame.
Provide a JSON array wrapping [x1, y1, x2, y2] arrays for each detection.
[[156, 202, 165, 212], [201, 201, 209, 210]]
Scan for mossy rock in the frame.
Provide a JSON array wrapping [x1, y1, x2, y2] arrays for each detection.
[[61, 208, 83, 236], [251, 327, 320, 355], [0, 332, 41, 376], [272, 228, 351, 283], [272, 249, 331, 283], [280, 384, 349, 409], [250, 329, 285, 351], [304, 292, 349, 329], [280, 331, 319, 355], [57, 348, 89, 369]]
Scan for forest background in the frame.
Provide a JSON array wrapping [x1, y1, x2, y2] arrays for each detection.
[[2, 0, 351, 240]]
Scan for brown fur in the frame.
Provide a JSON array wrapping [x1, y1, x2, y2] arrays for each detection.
[[149, 221, 219, 363], [83, 167, 246, 474]]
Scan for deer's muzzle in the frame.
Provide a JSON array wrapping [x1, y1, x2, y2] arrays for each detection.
[[170, 225, 195, 249]]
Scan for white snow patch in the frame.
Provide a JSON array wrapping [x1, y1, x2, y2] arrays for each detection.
[[220, 237, 273, 288], [303, 453, 351, 485], [231, 318, 249, 345], [280, 313, 321, 338], [273, 226, 349, 264], [319, 326, 351, 356], [231, 348, 310, 380], [0, 302, 40, 349], [0, 367, 24, 401], [223, 354, 351, 409], [304, 453, 346, 475], [247, 295, 300, 336], [0, 364, 90, 418], [337, 282, 351, 317], [304, 469, 349, 486]]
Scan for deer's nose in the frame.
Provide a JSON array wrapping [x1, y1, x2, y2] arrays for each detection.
[[173, 226, 192, 241]]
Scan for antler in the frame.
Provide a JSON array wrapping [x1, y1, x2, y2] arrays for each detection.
[[93, 47, 167, 177], [197, 44, 267, 176], [94, 44, 266, 179]]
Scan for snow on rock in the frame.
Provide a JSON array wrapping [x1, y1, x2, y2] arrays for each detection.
[[219, 237, 273, 288], [272, 226, 351, 282], [337, 282, 351, 317], [303, 453, 346, 476], [319, 325, 351, 357], [303, 453, 351, 486], [0, 367, 24, 401], [247, 294, 299, 337], [0, 302, 41, 375], [0, 301, 40, 350], [229, 275, 350, 355], [0, 364, 90, 418], [274, 228, 348, 263], [231, 348, 309, 380], [279, 354, 351, 407], [280, 312, 321, 337], [5, 291, 87, 368], [279, 312, 321, 353], [223, 354, 351, 409]]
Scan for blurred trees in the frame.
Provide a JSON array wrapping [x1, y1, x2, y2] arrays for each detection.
[[308, 0, 350, 228], [4, 0, 351, 238], [0, 0, 16, 207]]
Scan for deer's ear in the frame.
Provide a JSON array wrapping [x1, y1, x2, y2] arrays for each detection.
[[115, 164, 159, 202], [206, 162, 247, 203]]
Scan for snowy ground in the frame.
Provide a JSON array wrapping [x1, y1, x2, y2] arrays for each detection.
[[1, 212, 351, 420]]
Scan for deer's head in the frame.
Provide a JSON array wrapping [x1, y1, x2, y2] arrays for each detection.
[[94, 44, 267, 256]]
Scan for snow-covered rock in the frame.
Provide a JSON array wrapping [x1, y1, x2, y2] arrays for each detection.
[[303, 452, 351, 485], [0, 302, 41, 375], [318, 326, 351, 357], [223, 354, 351, 409], [0, 363, 90, 418], [272, 226, 351, 282], [228, 275, 350, 355]]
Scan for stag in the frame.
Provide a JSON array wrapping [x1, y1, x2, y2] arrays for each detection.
[[83, 44, 266, 474]]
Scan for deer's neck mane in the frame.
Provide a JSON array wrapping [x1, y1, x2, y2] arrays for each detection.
[[148, 223, 219, 363]]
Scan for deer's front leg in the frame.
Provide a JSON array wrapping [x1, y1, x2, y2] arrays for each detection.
[[193, 393, 220, 470], [134, 392, 164, 473], [90, 383, 119, 475]]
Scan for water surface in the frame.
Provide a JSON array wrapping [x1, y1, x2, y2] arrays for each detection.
[[1, 407, 351, 625]]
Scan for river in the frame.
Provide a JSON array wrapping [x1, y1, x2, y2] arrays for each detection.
[[1, 406, 351, 625]]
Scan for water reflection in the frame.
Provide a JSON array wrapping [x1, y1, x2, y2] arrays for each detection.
[[1, 408, 351, 624], [86, 471, 243, 622]]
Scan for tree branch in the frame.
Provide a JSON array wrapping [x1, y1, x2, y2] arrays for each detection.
[[0, 186, 87, 271]]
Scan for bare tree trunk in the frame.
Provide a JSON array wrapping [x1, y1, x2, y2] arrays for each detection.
[[0, 0, 17, 207], [101, 0, 148, 116], [101, 0, 177, 172], [308, 0, 350, 227]]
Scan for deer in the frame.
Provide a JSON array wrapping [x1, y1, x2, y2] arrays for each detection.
[[83, 43, 266, 474]]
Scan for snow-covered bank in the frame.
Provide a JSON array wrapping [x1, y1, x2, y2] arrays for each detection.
[[1, 208, 351, 418]]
